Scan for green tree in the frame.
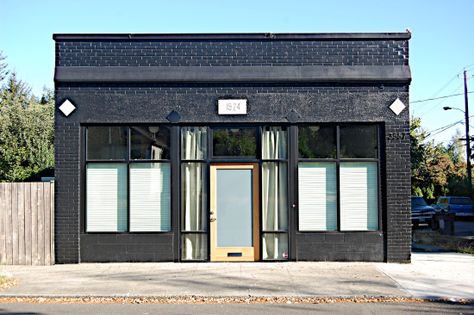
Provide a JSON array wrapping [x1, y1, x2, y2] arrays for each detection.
[[0, 73, 54, 182], [411, 117, 468, 198], [0, 51, 7, 83]]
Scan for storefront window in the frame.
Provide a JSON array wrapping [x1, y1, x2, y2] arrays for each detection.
[[212, 127, 257, 157], [131, 126, 170, 160], [87, 127, 128, 160], [298, 162, 337, 231], [86, 163, 127, 232], [181, 127, 208, 260], [299, 126, 336, 159], [298, 124, 379, 232], [261, 126, 288, 260], [340, 125, 378, 158], [340, 162, 378, 231], [129, 163, 171, 232], [85, 126, 171, 233], [181, 127, 207, 160]]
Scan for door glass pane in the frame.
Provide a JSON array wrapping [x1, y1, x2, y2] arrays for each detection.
[[263, 233, 288, 260], [182, 234, 208, 260], [86, 163, 127, 232], [262, 126, 288, 159], [129, 163, 171, 232], [216, 169, 253, 247], [181, 163, 208, 231], [213, 128, 257, 157], [130, 126, 170, 160], [340, 125, 378, 158], [87, 127, 128, 160], [262, 162, 287, 231], [298, 126, 336, 158], [340, 162, 378, 231], [298, 162, 337, 231], [181, 127, 207, 160]]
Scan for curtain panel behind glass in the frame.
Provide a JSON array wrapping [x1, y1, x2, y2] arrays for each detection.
[[261, 126, 288, 260], [181, 127, 208, 260], [181, 163, 207, 232], [181, 127, 207, 160], [262, 162, 288, 231], [262, 126, 288, 159]]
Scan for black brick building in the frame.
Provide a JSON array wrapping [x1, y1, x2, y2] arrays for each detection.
[[53, 33, 411, 263]]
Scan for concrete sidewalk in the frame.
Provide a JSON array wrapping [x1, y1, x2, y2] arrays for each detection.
[[0, 253, 472, 300]]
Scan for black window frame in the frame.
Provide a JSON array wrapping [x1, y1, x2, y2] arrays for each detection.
[[83, 125, 172, 234], [179, 125, 210, 261], [260, 125, 290, 261], [296, 123, 382, 233]]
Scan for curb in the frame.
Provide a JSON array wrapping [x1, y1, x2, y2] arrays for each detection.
[[0, 295, 473, 305]]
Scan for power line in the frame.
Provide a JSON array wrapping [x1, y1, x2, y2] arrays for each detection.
[[427, 120, 463, 136], [426, 122, 462, 138], [412, 91, 473, 104]]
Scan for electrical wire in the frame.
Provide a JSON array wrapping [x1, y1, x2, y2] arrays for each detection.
[[412, 91, 473, 104]]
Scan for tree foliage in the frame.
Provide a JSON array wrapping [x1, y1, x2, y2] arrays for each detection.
[[0, 70, 54, 182], [411, 117, 468, 199], [0, 51, 8, 83]]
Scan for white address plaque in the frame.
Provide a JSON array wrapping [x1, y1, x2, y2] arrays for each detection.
[[217, 99, 247, 115]]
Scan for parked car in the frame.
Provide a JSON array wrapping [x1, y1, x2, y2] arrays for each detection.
[[411, 196, 436, 227], [432, 196, 474, 216]]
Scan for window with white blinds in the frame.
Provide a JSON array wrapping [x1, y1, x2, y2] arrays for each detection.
[[129, 163, 171, 232], [86, 163, 127, 232], [298, 162, 337, 231], [86, 126, 171, 233], [297, 124, 379, 232], [340, 162, 378, 231]]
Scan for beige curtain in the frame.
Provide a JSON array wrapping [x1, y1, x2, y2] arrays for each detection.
[[181, 127, 207, 260], [261, 127, 288, 259]]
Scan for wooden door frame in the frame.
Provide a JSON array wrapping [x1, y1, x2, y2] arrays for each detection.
[[210, 163, 260, 262]]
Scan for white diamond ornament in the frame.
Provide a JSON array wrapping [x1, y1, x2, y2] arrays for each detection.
[[59, 99, 76, 117], [389, 98, 406, 116]]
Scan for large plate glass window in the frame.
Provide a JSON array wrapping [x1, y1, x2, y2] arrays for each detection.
[[85, 125, 171, 233], [297, 124, 379, 232]]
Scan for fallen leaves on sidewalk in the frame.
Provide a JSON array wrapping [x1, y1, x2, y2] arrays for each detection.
[[0, 277, 16, 290], [0, 296, 472, 305]]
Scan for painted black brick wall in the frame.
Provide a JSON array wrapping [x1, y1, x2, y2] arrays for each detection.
[[54, 34, 411, 263], [56, 39, 408, 67]]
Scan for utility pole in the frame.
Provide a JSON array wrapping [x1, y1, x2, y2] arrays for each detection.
[[464, 69, 472, 190]]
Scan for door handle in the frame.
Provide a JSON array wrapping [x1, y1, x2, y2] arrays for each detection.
[[210, 211, 215, 215], [210, 217, 216, 222]]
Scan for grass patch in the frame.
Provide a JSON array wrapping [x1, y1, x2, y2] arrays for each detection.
[[413, 229, 474, 255]]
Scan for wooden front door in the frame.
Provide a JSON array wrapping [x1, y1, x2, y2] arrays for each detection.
[[210, 163, 259, 261]]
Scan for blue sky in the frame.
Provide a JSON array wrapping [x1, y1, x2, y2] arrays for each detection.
[[1, 0, 473, 144]]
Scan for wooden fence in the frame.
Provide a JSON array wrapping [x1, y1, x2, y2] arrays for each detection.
[[0, 182, 54, 265]]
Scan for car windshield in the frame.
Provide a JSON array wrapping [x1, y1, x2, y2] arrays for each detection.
[[451, 197, 472, 205], [412, 197, 427, 206]]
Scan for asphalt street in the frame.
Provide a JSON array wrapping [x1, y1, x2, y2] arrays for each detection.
[[0, 302, 473, 315]]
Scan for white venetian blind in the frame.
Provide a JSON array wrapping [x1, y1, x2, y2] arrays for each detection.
[[340, 162, 378, 231], [298, 162, 337, 231], [86, 163, 127, 232], [130, 163, 171, 232]]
